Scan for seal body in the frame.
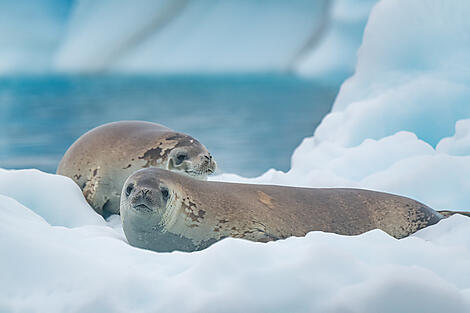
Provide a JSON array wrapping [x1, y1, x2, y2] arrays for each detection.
[[120, 168, 443, 252], [57, 121, 216, 215]]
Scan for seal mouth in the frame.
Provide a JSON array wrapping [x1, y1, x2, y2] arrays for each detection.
[[185, 167, 215, 177], [132, 204, 153, 213]]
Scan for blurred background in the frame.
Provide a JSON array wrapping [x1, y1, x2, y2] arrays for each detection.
[[0, 0, 377, 177]]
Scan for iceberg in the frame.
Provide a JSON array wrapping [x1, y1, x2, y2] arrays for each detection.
[[0, 0, 373, 78], [215, 0, 470, 212], [55, 0, 329, 73], [0, 0, 70, 74], [295, 0, 379, 83]]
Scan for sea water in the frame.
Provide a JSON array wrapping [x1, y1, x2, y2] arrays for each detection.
[[0, 74, 337, 177]]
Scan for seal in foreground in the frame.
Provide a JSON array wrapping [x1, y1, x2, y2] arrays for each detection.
[[57, 121, 216, 215], [120, 168, 443, 252]]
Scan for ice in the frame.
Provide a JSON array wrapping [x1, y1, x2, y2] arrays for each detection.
[[2, 0, 470, 311], [56, 0, 328, 73], [0, 0, 69, 74], [1, 183, 470, 312], [437, 119, 470, 156], [214, 0, 470, 212], [295, 0, 379, 83], [54, 0, 183, 72], [0, 0, 371, 77], [0, 169, 103, 227]]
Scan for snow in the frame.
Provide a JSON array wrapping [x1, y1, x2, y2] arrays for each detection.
[[2, 0, 470, 312], [1, 182, 470, 313], [437, 119, 470, 156], [0, 169, 103, 227]]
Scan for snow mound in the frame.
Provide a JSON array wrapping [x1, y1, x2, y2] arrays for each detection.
[[1, 186, 470, 313], [0, 169, 103, 227]]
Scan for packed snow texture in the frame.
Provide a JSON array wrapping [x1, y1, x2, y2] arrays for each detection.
[[1, 174, 470, 313], [2, 0, 470, 312]]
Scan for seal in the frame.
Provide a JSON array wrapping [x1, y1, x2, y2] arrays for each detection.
[[57, 121, 216, 216], [120, 168, 444, 252]]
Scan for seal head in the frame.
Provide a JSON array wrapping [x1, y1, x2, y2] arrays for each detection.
[[56, 121, 216, 216], [165, 135, 216, 177], [121, 168, 207, 252]]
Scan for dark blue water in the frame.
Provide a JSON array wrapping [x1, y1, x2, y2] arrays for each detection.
[[0, 75, 337, 177]]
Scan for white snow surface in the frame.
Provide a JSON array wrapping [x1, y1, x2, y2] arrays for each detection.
[[2, 0, 470, 312], [1, 182, 470, 313]]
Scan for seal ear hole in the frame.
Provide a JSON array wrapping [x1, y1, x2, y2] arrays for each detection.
[[175, 152, 188, 165], [125, 183, 134, 197], [160, 187, 170, 201]]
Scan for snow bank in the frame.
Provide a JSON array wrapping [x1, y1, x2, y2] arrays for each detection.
[[0, 169, 103, 227], [1, 182, 470, 313]]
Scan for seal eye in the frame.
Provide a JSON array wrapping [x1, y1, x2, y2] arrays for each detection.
[[161, 187, 169, 201], [125, 183, 134, 197], [175, 152, 188, 165]]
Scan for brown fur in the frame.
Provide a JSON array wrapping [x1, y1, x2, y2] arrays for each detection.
[[121, 168, 444, 252], [57, 121, 215, 215]]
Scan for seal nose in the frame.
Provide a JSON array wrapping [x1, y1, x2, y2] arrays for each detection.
[[130, 187, 154, 209], [202, 155, 214, 170], [203, 154, 214, 164]]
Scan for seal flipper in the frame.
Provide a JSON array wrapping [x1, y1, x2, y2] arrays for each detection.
[[438, 210, 470, 218]]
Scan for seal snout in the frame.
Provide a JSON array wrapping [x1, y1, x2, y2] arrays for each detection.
[[129, 187, 155, 212], [125, 181, 158, 212], [201, 153, 216, 174], [123, 174, 171, 216], [167, 147, 217, 178]]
